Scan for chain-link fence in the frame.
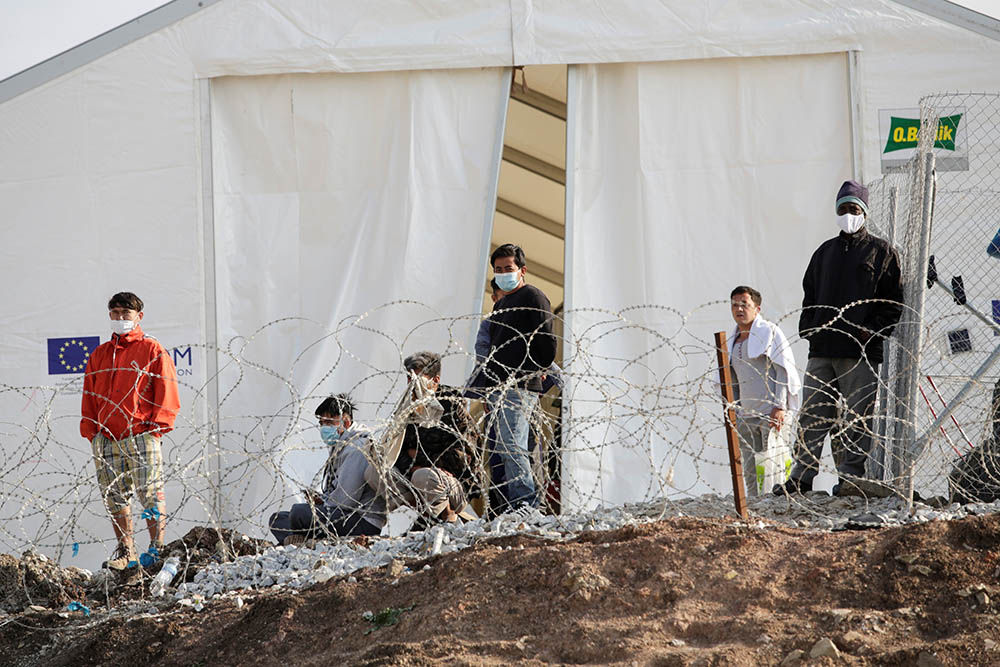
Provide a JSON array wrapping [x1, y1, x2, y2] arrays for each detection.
[[866, 92, 1000, 504]]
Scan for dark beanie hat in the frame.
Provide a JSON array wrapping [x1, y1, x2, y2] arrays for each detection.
[[836, 180, 869, 215]]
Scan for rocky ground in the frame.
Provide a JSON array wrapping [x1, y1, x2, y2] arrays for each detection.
[[2, 494, 999, 665]]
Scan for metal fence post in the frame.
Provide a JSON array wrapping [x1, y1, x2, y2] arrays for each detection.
[[900, 151, 936, 508]]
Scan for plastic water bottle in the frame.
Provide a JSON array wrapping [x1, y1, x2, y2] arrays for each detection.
[[150, 556, 180, 597]]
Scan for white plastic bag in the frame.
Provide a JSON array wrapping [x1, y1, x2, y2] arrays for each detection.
[[755, 419, 793, 494]]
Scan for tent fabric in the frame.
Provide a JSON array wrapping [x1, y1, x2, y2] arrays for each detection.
[[5, 0, 1000, 563], [562, 55, 855, 510], [209, 68, 507, 526]]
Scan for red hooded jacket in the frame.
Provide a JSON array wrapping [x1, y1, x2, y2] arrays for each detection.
[[80, 325, 180, 441]]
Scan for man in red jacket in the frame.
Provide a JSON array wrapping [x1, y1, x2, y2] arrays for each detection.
[[81, 292, 180, 570]]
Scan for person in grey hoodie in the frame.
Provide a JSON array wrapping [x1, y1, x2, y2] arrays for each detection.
[[269, 394, 385, 544]]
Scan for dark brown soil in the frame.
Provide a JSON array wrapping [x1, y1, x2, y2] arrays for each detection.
[[2, 515, 999, 666]]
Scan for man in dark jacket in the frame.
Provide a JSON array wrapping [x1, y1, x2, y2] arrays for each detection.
[[483, 244, 557, 512], [775, 180, 903, 496]]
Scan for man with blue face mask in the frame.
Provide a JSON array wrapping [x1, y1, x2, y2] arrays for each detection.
[[774, 180, 903, 497], [481, 244, 557, 515], [82, 292, 179, 570], [269, 393, 385, 545]]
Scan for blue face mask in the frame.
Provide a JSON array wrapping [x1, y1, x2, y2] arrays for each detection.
[[494, 271, 520, 292], [320, 426, 341, 446]]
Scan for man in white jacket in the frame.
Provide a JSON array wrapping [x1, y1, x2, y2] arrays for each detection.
[[728, 286, 802, 496]]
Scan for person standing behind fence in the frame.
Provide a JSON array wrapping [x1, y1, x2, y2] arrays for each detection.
[[774, 180, 903, 497], [482, 244, 557, 514], [81, 292, 179, 570], [727, 286, 801, 496]]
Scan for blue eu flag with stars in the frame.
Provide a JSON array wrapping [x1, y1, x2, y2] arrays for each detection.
[[48, 336, 101, 375]]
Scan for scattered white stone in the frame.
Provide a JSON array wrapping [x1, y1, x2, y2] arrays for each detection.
[[164, 494, 1000, 604]]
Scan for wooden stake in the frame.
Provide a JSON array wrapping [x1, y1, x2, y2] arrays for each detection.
[[714, 331, 748, 520]]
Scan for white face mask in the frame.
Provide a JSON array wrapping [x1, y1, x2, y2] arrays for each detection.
[[836, 213, 865, 234], [110, 319, 136, 335]]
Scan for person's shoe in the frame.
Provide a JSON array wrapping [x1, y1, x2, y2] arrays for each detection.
[[772, 477, 812, 497], [282, 535, 306, 547], [505, 502, 536, 520], [103, 541, 138, 571]]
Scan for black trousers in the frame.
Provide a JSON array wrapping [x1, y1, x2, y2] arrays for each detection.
[[269, 503, 380, 544]]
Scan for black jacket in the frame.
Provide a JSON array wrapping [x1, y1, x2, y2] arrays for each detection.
[[485, 283, 557, 392], [395, 386, 481, 495], [798, 227, 904, 365]]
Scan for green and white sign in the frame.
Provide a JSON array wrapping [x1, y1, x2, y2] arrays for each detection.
[[879, 107, 967, 173]]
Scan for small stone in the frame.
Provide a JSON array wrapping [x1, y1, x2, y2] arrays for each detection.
[[976, 591, 990, 606], [916, 651, 945, 667], [909, 564, 932, 576], [896, 554, 919, 565], [780, 649, 804, 665], [842, 630, 864, 644], [756, 633, 772, 644], [984, 639, 997, 650], [386, 559, 406, 577], [669, 638, 686, 647], [827, 608, 851, 624], [27, 605, 46, 613], [809, 638, 841, 659], [723, 570, 738, 580]]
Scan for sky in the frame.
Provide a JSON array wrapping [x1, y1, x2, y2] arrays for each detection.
[[1, 0, 1000, 81]]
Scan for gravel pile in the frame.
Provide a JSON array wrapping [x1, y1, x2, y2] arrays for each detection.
[[173, 493, 1000, 606]]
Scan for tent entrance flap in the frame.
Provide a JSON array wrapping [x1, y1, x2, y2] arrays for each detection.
[[208, 68, 509, 533], [563, 53, 854, 511]]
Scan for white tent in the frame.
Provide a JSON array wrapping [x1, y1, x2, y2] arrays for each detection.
[[3, 0, 1000, 568]]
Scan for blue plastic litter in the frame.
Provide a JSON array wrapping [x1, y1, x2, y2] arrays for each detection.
[[139, 544, 161, 568], [988, 227, 1000, 258], [67, 601, 91, 617], [140, 507, 162, 520], [72, 542, 79, 557]]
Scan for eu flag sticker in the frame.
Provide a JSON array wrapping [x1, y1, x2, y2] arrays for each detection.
[[48, 336, 101, 374]]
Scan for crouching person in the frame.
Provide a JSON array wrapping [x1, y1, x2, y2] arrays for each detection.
[[366, 351, 481, 526], [269, 394, 385, 545]]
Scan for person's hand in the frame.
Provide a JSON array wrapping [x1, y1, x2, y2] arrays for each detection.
[[768, 407, 785, 431], [303, 488, 323, 505]]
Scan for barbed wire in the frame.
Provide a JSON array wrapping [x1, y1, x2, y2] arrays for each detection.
[[2, 296, 998, 576]]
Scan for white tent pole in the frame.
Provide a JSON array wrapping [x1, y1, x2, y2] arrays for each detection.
[[847, 50, 865, 183], [198, 77, 224, 527], [560, 64, 579, 512]]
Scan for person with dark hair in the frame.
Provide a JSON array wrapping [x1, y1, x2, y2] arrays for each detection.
[[81, 292, 180, 570], [482, 243, 557, 513], [269, 393, 385, 545], [366, 351, 481, 525], [774, 180, 904, 497], [727, 286, 801, 496]]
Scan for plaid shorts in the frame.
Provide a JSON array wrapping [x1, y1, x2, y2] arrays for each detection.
[[91, 432, 164, 513]]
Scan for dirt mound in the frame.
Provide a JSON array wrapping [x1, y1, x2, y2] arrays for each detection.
[[0, 527, 272, 618], [0, 552, 89, 614], [2, 516, 1000, 665]]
